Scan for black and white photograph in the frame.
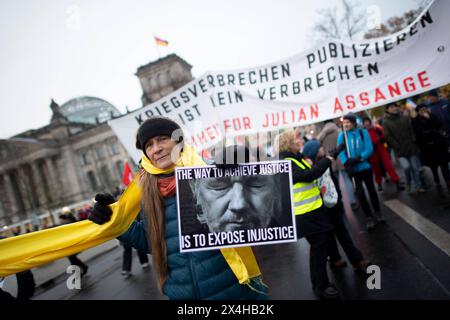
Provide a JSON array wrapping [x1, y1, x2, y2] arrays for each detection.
[[176, 161, 296, 252]]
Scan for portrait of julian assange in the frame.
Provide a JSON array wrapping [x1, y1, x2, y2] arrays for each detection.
[[177, 160, 294, 238]]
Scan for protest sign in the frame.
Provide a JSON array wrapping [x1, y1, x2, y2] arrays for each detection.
[[175, 161, 297, 252]]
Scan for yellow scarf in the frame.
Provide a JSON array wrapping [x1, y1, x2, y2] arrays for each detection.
[[0, 144, 263, 288]]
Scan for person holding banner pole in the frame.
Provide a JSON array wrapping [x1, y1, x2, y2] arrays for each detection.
[[88, 117, 268, 300], [274, 130, 340, 300], [317, 120, 359, 211], [337, 113, 382, 230]]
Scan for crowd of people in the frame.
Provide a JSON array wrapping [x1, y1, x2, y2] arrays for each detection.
[[315, 89, 449, 227], [266, 88, 448, 299], [1, 87, 448, 301]]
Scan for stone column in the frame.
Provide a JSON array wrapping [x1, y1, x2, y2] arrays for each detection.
[[31, 162, 47, 209], [2, 173, 17, 216], [16, 167, 32, 212], [58, 147, 85, 203], [25, 164, 41, 210], [0, 175, 6, 223], [51, 156, 67, 197], [45, 157, 63, 205], [35, 160, 52, 206], [5, 171, 25, 221]]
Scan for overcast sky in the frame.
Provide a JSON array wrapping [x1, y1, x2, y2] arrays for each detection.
[[0, 0, 421, 138]]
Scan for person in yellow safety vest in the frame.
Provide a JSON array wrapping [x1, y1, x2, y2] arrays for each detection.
[[274, 130, 340, 300], [302, 140, 372, 274]]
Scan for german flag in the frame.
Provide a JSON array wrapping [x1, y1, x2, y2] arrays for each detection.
[[154, 36, 169, 46]]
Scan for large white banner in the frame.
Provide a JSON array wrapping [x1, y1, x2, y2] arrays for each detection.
[[109, 0, 450, 162]]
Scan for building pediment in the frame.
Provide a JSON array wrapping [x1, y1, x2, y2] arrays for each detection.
[[0, 138, 51, 163], [15, 121, 95, 141]]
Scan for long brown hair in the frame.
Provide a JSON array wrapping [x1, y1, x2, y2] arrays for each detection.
[[141, 171, 168, 288]]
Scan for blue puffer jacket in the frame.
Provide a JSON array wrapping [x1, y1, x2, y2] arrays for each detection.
[[337, 128, 373, 172], [118, 196, 267, 300]]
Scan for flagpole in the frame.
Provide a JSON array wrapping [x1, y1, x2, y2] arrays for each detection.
[[342, 124, 356, 188], [343, 125, 351, 159], [156, 45, 161, 59], [153, 34, 161, 59]]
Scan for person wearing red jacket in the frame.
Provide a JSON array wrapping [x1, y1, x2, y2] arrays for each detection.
[[363, 117, 404, 192]]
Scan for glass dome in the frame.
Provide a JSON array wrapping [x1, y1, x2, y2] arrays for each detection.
[[59, 96, 121, 124]]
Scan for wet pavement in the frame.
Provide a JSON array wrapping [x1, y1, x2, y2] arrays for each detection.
[[32, 168, 450, 300]]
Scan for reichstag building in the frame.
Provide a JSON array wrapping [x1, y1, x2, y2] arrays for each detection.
[[0, 54, 193, 226]]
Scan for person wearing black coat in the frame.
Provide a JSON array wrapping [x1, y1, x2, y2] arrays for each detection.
[[412, 104, 450, 192], [302, 140, 372, 273], [274, 130, 339, 300]]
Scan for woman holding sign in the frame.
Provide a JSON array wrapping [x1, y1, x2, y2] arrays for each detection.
[[89, 117, 267, 300]]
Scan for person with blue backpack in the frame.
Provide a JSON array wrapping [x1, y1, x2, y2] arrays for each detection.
[[337, 113, 382, 231]]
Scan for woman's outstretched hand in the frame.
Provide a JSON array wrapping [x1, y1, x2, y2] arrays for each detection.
[[88, 193, 115, 225]]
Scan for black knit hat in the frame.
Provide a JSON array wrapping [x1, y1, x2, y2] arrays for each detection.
[[343, 113, 357, 124], [428, 89, 439, 97], [416, 103, 428, 112], [362, 116, 371, 123], [385, 102, 397, 111], [135, 117, 183, 153]]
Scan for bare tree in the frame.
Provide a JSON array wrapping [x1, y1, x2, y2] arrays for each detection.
[[364, 0, 432, 39], [311, 0, 367, 43]]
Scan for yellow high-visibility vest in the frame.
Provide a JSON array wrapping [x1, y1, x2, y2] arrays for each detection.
[[285, 157, 323, 215]]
